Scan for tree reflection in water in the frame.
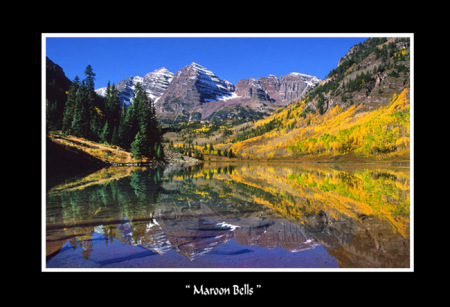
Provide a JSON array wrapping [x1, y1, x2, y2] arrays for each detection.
[[46, 162, 410, 268]]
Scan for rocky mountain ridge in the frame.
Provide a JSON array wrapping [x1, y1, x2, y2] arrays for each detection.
[[200, 72, 321, 122], [95, 62, 321, 123], [235, 72, 321, 105]]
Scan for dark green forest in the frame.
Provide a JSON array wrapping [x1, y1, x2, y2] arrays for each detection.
[[46, 58, 164, 161]]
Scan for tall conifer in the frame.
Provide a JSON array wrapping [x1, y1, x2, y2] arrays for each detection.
[[71, 81, 90, 138], [130, 83, 164, 160], [62, 76, 80, 134]]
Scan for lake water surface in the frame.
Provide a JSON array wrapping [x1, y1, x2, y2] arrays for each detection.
[[45, 162, 410, 269]]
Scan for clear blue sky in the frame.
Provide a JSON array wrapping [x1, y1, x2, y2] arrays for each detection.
[[45, 35, 369, 89]]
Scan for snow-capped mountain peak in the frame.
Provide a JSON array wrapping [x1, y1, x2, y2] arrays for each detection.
[[96, 68, 174, 105]]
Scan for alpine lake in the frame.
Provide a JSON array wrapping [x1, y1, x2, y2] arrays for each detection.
[[45, 161, 411, 270]]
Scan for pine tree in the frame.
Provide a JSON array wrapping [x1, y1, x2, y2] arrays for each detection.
[[104, 81, 121, 131], [100, 121, 111, 144], [67, 65, 102, 140], [111, 125, 119, 146], [71, 82, 90, 138], [82, 65, 103, 141], [131, 131, 146, 159], [84, 65, 96, 92], [130, 83, 164, 160], [46, 99, 57, 132], [119, 103, 136, 150], [117, 103, 128, 147], [62, 76, 80, 134]]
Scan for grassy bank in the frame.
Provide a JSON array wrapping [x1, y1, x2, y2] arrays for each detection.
[[47, 132, 199, 166], [48, 132, 134, 164]]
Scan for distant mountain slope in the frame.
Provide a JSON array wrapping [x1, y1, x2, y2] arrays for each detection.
[[203, 72, 320, 123]]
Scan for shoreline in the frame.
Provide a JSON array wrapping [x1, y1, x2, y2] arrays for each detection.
[[47, 132, 410, 171], [202, 156, 410, 166], [109, 158, 410, 167]]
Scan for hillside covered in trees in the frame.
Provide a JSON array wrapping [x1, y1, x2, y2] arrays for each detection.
[[227, 88, 409, 162]]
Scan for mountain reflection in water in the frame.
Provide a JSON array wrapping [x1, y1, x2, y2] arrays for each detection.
[[46, 162, 410, 269]]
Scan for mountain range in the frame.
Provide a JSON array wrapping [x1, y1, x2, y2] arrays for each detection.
[[95, 62, 321, 123]]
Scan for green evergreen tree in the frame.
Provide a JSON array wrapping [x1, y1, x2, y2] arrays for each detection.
[[131, 131, 146, 159], [100, 121, 111, 143], [67, 65, 102, 140], [46, 99, 57, 132], [119, 108, 133, 149], [119, 99, 139, 150], [62, 76, 80, 134], [81, 65, 104, 141], [111, 125, 119, 145], [130, 83, 164, 160], [117, 103, 128, 147], [84, 65, 96, 91], [104, 81, 121, 131], [71, 82, 90, 138]]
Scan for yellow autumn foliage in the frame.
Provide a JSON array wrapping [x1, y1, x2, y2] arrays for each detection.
[[229, 89, 410, 161]]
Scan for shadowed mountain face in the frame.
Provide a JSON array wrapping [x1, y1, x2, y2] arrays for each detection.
[[46, 162, 410, 268]]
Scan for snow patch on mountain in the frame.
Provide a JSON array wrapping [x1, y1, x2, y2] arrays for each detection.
[[218, 92, 241, 101], [286, 72, 321, 87]]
